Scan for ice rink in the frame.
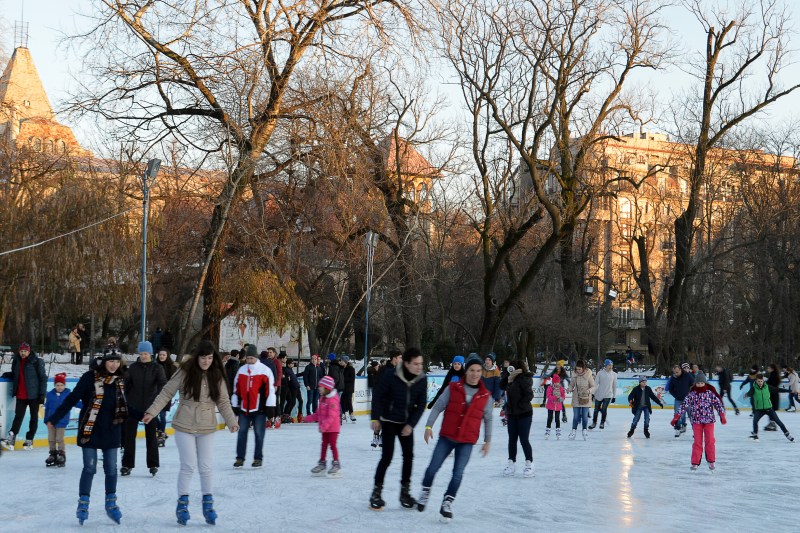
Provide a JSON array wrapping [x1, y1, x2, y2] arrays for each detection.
[[0, 406, 796, 532]]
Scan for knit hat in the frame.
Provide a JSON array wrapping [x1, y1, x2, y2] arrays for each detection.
[[694, 372, 707, 384], [327, 353, 337, 361], [557, 359, 566, 367], [54, 372, 67, 385], [639, 376, 647, 383], [19, 342, 30, 351], [341, 355, 350, 363], [681, 362, 690, 371], [452, 355, 465, 365], [137, 341, 154, 354], [604, 358, 613, 367], [487, 352, 497, 362], [464, 354, 483, 371], [551, 374, 561, 384], [319, 375, 335, 390], [246, 345, 259, 358]]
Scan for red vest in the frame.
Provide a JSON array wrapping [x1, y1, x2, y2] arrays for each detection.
[[440, 380, 490, 444]]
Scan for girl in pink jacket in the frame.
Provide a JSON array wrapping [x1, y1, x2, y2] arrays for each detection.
[[545, 375, 566, 439], [305, 375, 342, 476]]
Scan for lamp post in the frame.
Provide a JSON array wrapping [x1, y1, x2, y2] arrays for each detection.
[[363, 231, 379, 365], [139, 158, 161, 342]]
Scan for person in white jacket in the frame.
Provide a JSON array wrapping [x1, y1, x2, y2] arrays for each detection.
[[589, 359, 617, 430], [784, 366, 799, 412]]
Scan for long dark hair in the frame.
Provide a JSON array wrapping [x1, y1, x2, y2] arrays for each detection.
[[180, 340, 226, 402]]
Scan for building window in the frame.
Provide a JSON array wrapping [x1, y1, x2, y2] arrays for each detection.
[[407, 184, 415, 201], [45, 139, 54, 153], [418, 183, 428, 201], [58, 140, 67, 153], [31, 137, 42, 151], [619, 197, 631, 219]]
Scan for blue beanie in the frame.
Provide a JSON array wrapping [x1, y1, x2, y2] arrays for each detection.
[[137, 341, 153, 354], [487, 352, 496, 362], [327, 353, 337, 361], [604, 358, 613, 367], [452, 355, 465, 365], [464, 355, 483, 371]]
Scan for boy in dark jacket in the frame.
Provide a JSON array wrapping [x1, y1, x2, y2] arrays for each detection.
[[745, 373, 794, 442], [121, 341, 167, 476], [342, 356, 356, 422], [627, 377, 664, 438], [370, 347, 427, 511], [1, 342, 47, 450]]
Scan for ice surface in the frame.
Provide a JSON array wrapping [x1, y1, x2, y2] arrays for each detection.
[[0, 407, 796, 532]]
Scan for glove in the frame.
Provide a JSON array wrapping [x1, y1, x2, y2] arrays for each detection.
[[670, 414, 680, 427], [720, 414, 727, 425], [232, 406, 242, 417], [611, 398, 615, 403]]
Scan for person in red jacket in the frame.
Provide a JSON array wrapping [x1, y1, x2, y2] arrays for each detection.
[[416, 355, 492, 522]]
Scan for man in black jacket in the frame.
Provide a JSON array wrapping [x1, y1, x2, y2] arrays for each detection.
[[342, 356, 356, 422], [121, 341, 167, 476], [1, 342, 47, 450], [369, 347, 427, 511], [303, 354, 324, 414], [715, 364, 739, 415]]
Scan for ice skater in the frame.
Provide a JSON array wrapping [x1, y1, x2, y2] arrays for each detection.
[[739, 365, 759, 415], [627, 377, 663, 438], [1, 342, 46, 451], [590, 359, 617, 430], [667, 363, 695, 438], [671, 373, 726, 472], [416, 355, 492, 522], [43, 372, 79, 467], [784, 366, 799, 412], [143, 340, 239, 525], [744, 373, 794, 442], [567, 360, 595, 440], [45, 351, 128, 525], [305, 375, 343, 477], [714, 364, 739, 415], [502, 360, 534, 477], [545, 374, 566, 439], [231, 346, 275, 469]]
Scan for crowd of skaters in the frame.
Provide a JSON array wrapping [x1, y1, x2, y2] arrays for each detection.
[[1, 340, 800, 525]]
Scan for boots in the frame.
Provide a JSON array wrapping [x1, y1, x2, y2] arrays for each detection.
[[400, 483, 417, 508], [176, 495, 190, 525], [202, 494, 217, 525], [369, 484, 385, 510], [643, 425, 650, 439], [46, 450, 57, 467], [417, 486, 431, 512], [105, 493, 122, 524], [76, 495, 90, 525], [627, 426, 635, 438], [439, 495, 455, 522]]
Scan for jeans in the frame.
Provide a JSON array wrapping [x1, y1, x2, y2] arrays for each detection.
[[673, 400, 687, 429], [631, 407, 650, 427], [571, 407, 589, 430], [236, 412, 266, 460], [592, 398, 612, 424], [306, 388, 320, 414], [10, 398, 40, 440], [421, 436, 473, 498], [506, 414, 532, 462], [79, 447, 118, 496], [374, 421, 414, 486], [174, 430, 215, 495], [790, 392, 799, 409], [691, 423, 715, 465], [157, 410, 168, 433], [753, 409, 788, 434]]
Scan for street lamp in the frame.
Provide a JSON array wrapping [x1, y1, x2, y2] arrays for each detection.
[[139, 158, 161, 342], [363, 231, 379, 365]]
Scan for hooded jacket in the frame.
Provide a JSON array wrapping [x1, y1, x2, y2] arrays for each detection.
[[504, 370, 534, 417], [371, 363, 427, 427], [568, 370, 596, 407], [304, 390, 341, 433]]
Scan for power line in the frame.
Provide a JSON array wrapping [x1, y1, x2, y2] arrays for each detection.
[[0, 206, 140, 257]]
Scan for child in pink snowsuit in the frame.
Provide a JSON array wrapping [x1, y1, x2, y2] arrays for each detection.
[[545, 375, 566, 438], [671, 372, 726, 471], [305, 375, 342, 475]]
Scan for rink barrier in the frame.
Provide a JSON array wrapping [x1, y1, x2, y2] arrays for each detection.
[[1, 375, 791, 446]]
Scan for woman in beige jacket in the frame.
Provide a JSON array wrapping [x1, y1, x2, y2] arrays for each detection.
[[567, 360, 596, 441], [143, 340, 238, 526]]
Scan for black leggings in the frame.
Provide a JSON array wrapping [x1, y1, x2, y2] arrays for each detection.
[[374, 421, 414, 486], [546, 409, 561, 429], [121, 418, 159, 468], [341, 391, 354, 415], [507, 414, 533, 462]]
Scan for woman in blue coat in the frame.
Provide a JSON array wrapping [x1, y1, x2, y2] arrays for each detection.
[[46, 352, 129, 525]]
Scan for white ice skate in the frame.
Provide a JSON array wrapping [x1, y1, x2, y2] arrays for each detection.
[[568, 430, 576, 440], [544, 429, 550, 440], [556, 429, 562, 440], [503, 460, 515, 477], [708, 463, 716, 473], [582, 429, 588, 441], [523, 461, 534, 478]]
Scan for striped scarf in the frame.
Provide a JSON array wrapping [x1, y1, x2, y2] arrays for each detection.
[[80, 373, 128, 444]]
